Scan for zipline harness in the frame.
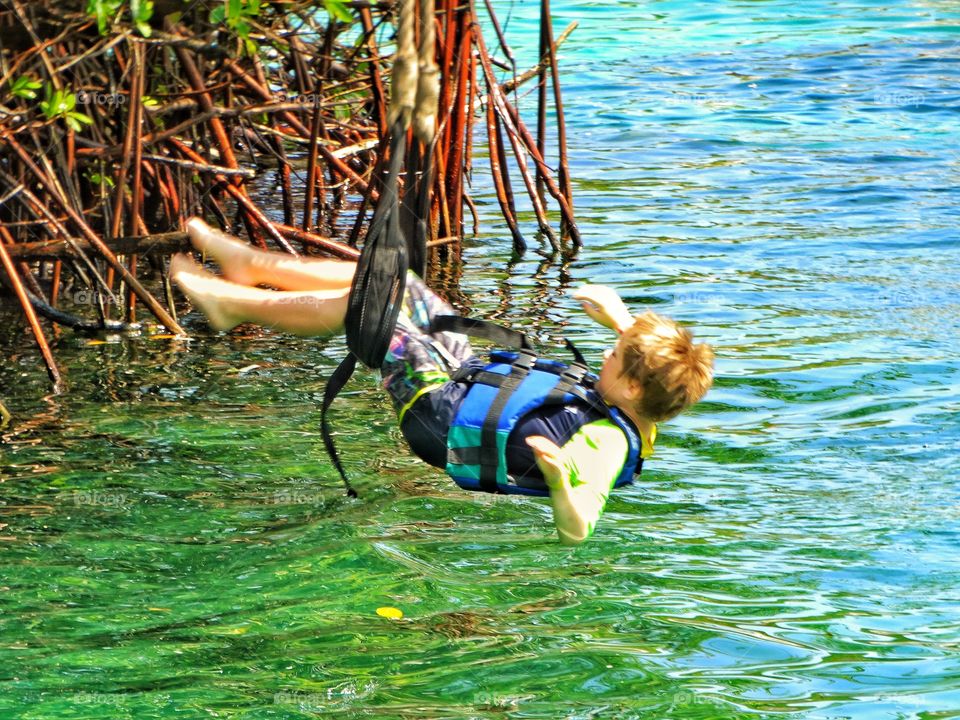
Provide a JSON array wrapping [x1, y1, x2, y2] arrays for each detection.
[[320, 0, 436, 496]]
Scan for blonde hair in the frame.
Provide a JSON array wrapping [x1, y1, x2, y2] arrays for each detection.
[[619, 311, 714, 422]]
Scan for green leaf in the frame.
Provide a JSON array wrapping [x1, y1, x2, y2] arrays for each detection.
[[11, 76, 41, 100], [227, 0, 242, 24], [43, 88, 68, 118], [86, 0, 123, 36], [209, 4, 226, 24], [131, 0, 154, 36], [40, 84, 54, 119], [68, 111, 93, 126], [65, 110, 93, 132], [323, 0, 353, 24], [40, 84, 91, 131], [142, 95, 159, 108], [131, 0, 153, 23]]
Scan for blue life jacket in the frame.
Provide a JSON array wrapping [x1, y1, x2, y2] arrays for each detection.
[[446, 349, 644, 496]]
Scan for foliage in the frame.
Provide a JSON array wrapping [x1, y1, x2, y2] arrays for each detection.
[[86, 0, 122, 34], [40, 85, 93, 132], [209, 0, 262, 55], [130, 0, 154, 37], [9, 76, 42, 100], [86, 0, 153, 37], [87, 172, 116, 188], [324, 0, 354, 24]]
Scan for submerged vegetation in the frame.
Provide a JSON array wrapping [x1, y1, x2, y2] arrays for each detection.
[[0, 0, 576, 398]]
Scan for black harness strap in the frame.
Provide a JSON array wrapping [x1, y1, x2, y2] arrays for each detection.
[[447, 445, 481, 466], [431, 315, 533, 350], [563, 338, 588, 367], [320, 353, 359, 497], [478, 349, 537, 492], [545, 362, 589, 407], [322, 121, 411, 496], [450, 368, 512, 386], [344, 128, 408, 368]]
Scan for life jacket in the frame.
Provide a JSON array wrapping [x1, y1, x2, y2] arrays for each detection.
[[445, 348, 644, 496]]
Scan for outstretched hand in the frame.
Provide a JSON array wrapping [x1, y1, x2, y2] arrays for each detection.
[[572, 284, 634, 334], [526, 435, 568, 490]]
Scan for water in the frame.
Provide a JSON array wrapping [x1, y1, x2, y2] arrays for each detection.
[[2, 1, 959, 717]]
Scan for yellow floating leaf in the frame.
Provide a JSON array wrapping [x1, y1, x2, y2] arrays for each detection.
[[376, 606, 403, 620], [209, 626, 250, 635], [86, 340, 108, 346], [150, 334, 179, 340]]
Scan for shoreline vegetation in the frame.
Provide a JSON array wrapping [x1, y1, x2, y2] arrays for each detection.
[[0, 0, 577, 403]]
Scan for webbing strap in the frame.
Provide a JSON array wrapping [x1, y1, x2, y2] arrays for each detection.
[[545, 362, 589, 406], [431, 315, 533, 350], [320, 353, 359, 497], [563, 383, 609, 415], [451, 368, 511, 386], [563, 338, 588, 366], [448, 446, 481, 466], [478, 350, 537, 492], [344, 126, 408, 368], [324, 120, 411, 496]]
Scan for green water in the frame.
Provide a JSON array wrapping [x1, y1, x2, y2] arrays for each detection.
[[2, 1, 960, 717]]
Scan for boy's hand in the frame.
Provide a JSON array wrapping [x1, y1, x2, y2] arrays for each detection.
[[572, 285, 634, 334], [526, 436, 568, 490]]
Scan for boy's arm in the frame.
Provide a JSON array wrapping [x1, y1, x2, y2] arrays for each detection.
[[573, 285, 635, 334], [526, 423, 629, 545]]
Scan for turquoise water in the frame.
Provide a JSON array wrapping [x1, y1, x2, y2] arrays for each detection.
[[2, 1, 960, 717]]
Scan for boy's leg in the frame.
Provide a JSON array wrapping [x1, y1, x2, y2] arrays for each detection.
[[379, 279, 479, 468], [170, 254, 349, 336], [380, 275, 473, 415], [398, 274, 472, 365], [187, 218, 356, 291]]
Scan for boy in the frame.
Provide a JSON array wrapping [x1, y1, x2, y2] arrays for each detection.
[[171, 218, 714, 545]]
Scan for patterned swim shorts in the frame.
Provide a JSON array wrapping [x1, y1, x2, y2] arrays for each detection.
[[379, 274, 473, 423]]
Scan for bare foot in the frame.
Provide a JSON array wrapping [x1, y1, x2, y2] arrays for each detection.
[[185, 217, 260, 287], [169, 253, 242, 332]]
